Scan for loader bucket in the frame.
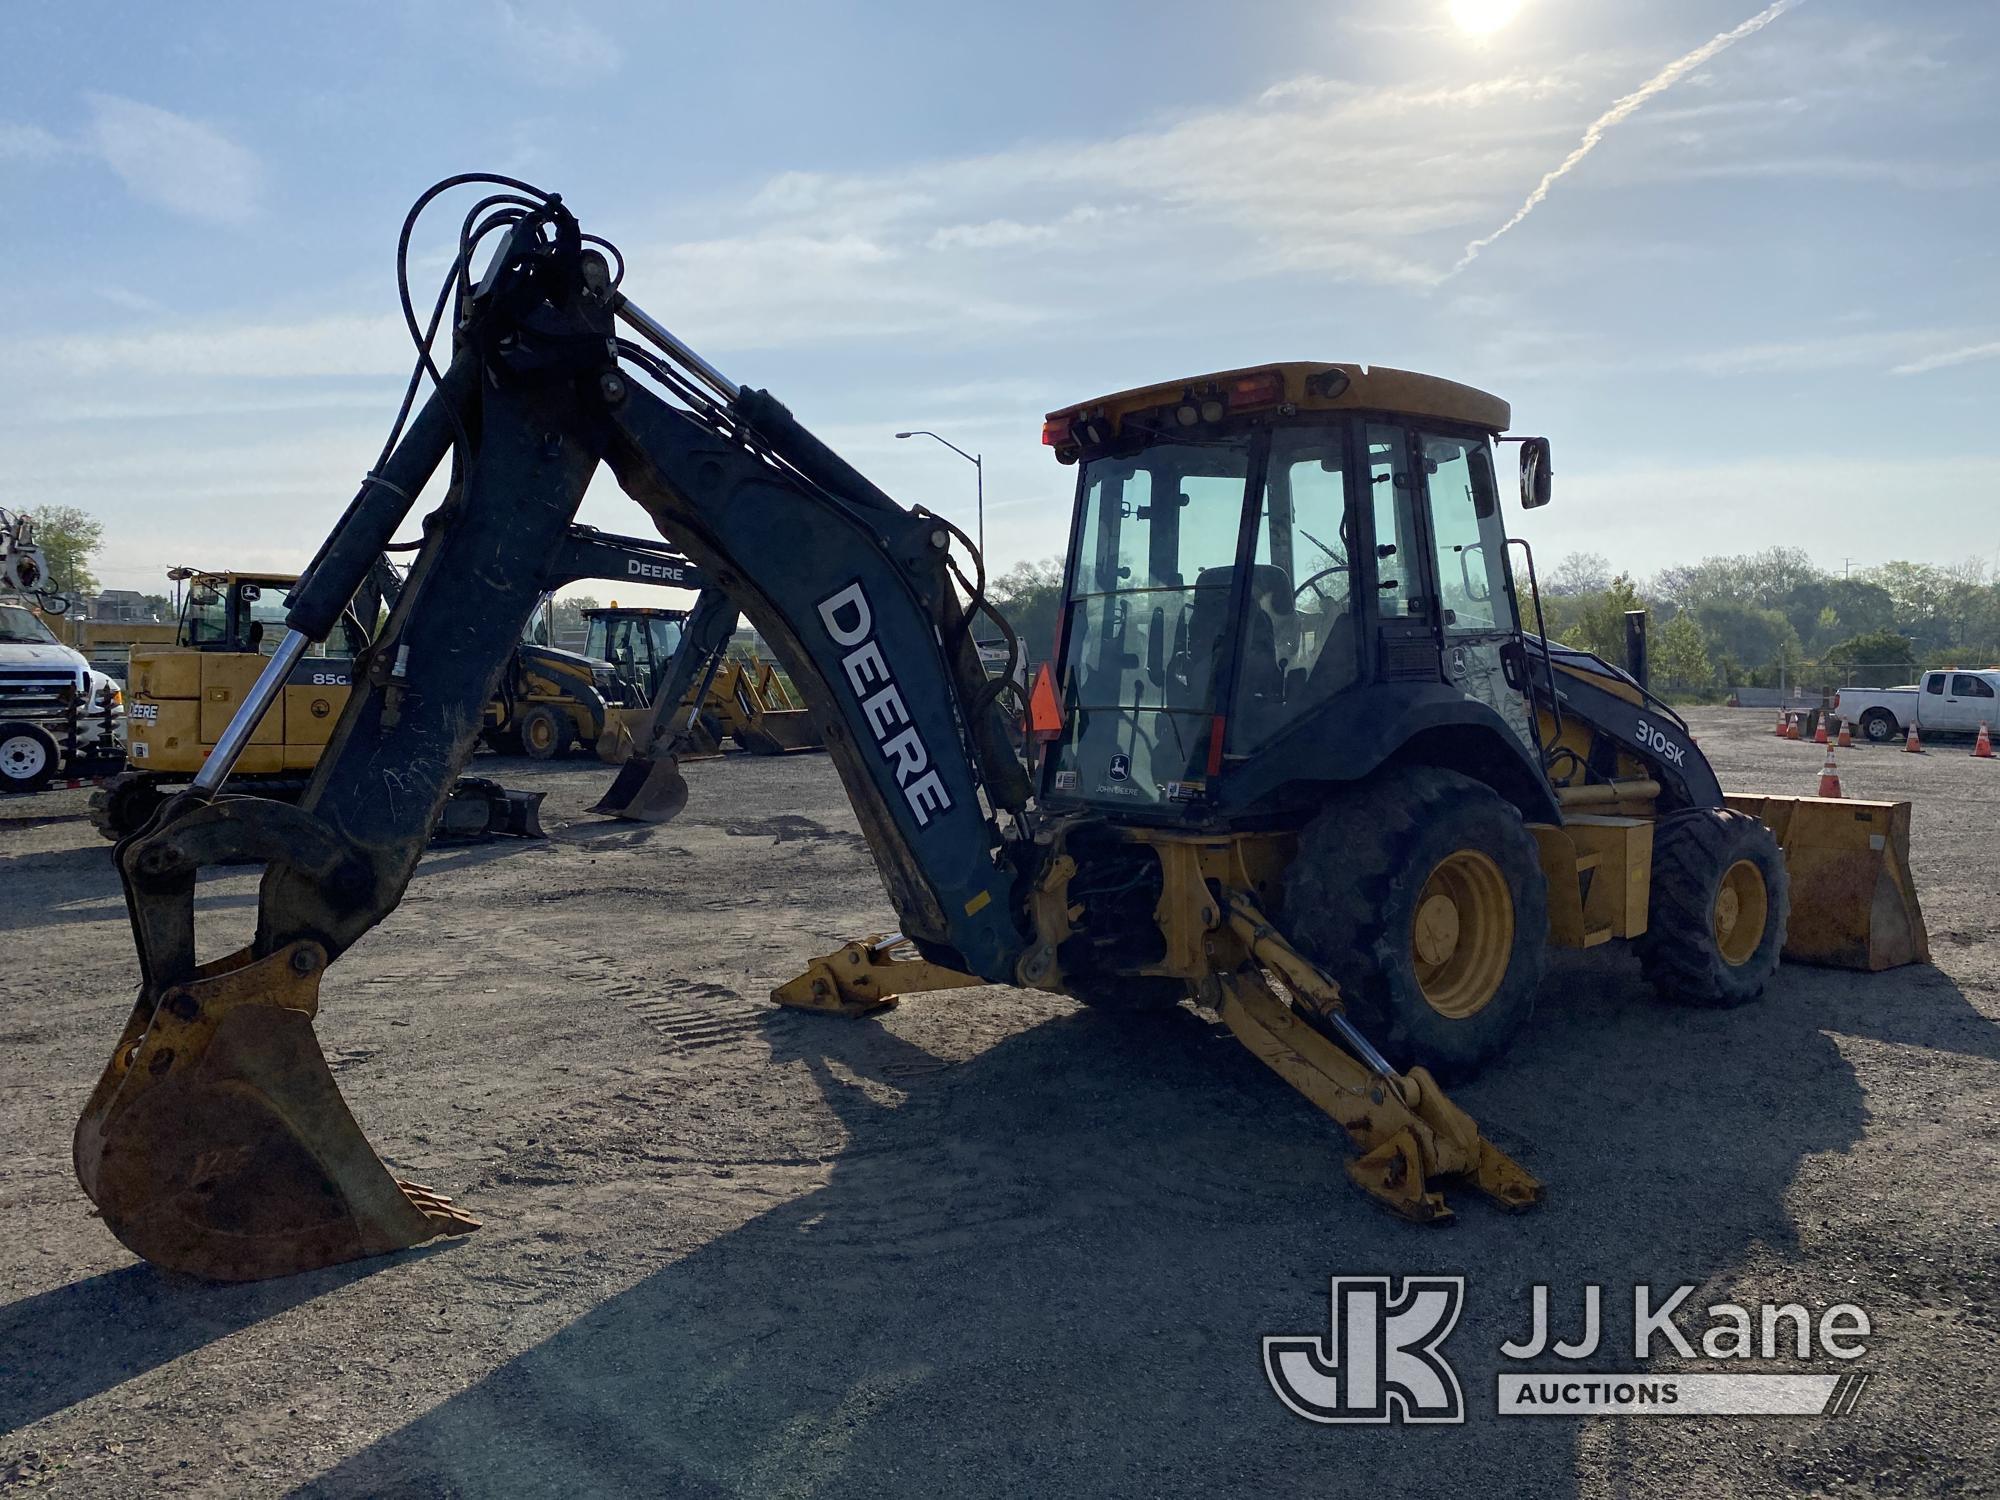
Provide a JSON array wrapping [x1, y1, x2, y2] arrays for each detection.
[[590, 752, 690, 822], [73, 942, 477, 1281], [733, 710, 821, 755], [1727, 795, 1930, 971]]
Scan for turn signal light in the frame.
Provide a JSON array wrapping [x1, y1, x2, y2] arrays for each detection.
[[1042, 416, 1073, 447]]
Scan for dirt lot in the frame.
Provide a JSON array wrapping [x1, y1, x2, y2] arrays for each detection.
[[2, 708, 1996, 1497]]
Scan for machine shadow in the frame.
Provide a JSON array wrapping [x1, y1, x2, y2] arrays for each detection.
[[298, 952, 1992, 1498], [0, 1255, 430, 1437]]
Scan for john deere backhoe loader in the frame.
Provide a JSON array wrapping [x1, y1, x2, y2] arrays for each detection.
[[585, 603, 824, 762], [72, 179, 1927, 1282]]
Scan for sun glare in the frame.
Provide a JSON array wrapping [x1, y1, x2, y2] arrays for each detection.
[[1450, 0, 1522, 36]]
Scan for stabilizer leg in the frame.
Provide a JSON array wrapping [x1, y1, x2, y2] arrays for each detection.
[[773, 933, 983, 1017], [1214, 897, 1541, 1222]]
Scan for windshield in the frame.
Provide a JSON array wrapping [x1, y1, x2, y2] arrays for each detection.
[[0, 604, 60, 645], [1047, 439, 1252, 808]]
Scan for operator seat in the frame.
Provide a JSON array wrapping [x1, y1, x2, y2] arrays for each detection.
[[1189, 564, 1292, 711]]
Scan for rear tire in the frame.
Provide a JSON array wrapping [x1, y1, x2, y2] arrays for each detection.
[[1636, 808, 1788, 1007], [1859, 709, 1898, 744], [1282, 768, 1548, 1082], [516, 704, 569, 761], [0, 722, 58, 793]]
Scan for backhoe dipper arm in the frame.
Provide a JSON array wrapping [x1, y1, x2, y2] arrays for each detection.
[[270, 296, 1030, 978], [79, 195, 1036, 1279]]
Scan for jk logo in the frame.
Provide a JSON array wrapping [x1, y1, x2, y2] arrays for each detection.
[[1264, 1276, 1466, 1424]]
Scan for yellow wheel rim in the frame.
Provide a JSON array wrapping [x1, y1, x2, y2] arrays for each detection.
[[525, 715, 555, 753], [1712, 859, 1768, 967], [1410, 849, 1514, 1019]]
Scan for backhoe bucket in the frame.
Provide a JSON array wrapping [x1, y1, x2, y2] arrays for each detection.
[[73, 942, 477, 1281], [589, 751, 691, 823], [1727, 794, 1930, 970]]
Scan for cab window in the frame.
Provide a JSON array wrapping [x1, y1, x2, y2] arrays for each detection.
[[1051, 439, 1252, 807], [1229, 424, 1359, 752], [1953, 674, 1994, 699]]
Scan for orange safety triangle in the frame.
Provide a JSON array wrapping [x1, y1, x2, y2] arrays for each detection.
[[1028, 663, 1064, 737]]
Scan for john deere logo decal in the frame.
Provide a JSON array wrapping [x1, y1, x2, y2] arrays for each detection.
[[1108, 753, 1130, 783]]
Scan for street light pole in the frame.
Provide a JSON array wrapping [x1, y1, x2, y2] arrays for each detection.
[[895, 429, 983, 556]]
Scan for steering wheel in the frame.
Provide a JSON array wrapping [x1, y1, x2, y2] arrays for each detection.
[[1293, 564, 1347, 612]]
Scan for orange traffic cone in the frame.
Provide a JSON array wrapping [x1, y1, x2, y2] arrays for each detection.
[[1976, 721, 1994, 759], [1817, 747, 1842, 798], [1786, 715, 1802, 741], [1774, 710, 1787, 738], [1813, 715, 1828, 745], [1836, 718, 1852, 748], [1904, 722, 1923, 754]]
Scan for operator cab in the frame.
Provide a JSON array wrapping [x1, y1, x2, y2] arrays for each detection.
[[174, 572, 368, 659], [583, 605, 688, 706], [1040, 363, 1548, 816]]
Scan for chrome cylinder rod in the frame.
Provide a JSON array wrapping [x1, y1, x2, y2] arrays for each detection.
[[192, 629, 311, 792], [1323, 1008, 1399, 1083], [614, 296, 740, 404]]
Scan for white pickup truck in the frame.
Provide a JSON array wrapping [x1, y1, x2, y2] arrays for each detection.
[[0, 600, 125, 791], [1835, 668, 2000, 743]]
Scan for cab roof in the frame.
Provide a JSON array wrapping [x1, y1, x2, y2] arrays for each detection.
[[1043, 361, 1510, 463]]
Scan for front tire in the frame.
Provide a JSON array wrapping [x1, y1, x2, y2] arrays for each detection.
[[1636, 808, 1788, 1006], [516, 704, 570, 761], [1282, 768, 1548, 1082]]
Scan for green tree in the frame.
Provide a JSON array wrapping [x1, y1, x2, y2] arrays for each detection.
[[987, 558, 1066, 666], [1694, 598, 1799, 681], [1545, 551, 1611, 597], [1654, 613, 1711, 689], [1821, 628, 1914, 672], [25, 504, 104, 599], [1544, 574, 1645, 660]]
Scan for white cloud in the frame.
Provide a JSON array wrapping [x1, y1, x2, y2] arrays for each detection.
[[494, 2, 621, 83], [83, 93, 261, 226], [0, 123, 68, 161], [31, 313, 409, 378], [1892, 339, 2000, 376]]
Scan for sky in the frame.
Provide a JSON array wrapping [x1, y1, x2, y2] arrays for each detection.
[[4, 0, 1996, 606]]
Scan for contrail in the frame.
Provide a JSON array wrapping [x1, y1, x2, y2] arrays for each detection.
[[1451, 0, 1807, 275]]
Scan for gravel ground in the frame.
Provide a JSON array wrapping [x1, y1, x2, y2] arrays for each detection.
[[1, 709, 1996, 1498]]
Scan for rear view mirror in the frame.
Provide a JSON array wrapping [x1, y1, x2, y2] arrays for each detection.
[[1519, 437, 1553, 509]]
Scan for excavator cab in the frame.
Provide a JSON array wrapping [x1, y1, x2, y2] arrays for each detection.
[[1040, 366, 1546, 821]]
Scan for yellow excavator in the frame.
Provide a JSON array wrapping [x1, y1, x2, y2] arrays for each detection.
[[71, 180, 1927, 1282]]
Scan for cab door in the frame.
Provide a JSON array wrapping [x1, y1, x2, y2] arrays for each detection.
[[1415, 428, 1534, 751], [1944, 673, 1997, 732], [1362, 423, 1439, 684]]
